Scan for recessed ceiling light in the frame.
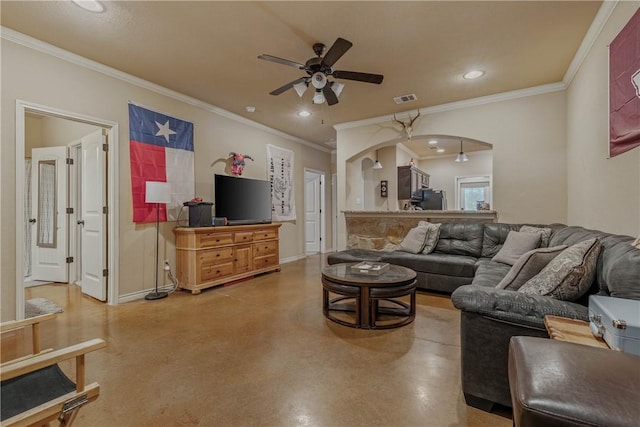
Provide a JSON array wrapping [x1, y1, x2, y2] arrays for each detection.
[[463, 70, 485, 80], [298, 111, 311, 117], [245, 106, 256, 113], [71, 0, 105, 13], [428, 140, 438, 145], [437, 148, 445, 153]]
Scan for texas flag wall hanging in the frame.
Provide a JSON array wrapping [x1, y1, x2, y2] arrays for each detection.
[[128, 103, 195, 223]]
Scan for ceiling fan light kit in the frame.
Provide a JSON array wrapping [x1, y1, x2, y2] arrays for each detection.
[[259, 37, 384, 106]]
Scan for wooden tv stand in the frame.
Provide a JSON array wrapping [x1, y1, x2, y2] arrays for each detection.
[[173, 224, 281, 294]]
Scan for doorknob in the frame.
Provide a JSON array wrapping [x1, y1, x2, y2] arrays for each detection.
[[29, 218, 36, 224], [77, 220, 85, 226]]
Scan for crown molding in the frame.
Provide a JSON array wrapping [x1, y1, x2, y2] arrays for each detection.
[[1, 26, 330, 153], [334, 82, 566, 131], [563, 0, 618, 87]]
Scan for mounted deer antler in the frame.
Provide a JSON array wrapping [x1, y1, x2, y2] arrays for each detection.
[[392, 110, 421, 140]]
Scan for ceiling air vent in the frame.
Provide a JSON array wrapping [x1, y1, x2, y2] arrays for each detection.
[[393, 94, 418, 104]]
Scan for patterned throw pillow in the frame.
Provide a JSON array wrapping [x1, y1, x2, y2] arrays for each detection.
[[520, 225, 552, 247], [496, 245, 568, 291], [518, 238, 602, 301], [418, 221, 442, 254], [492, 231, 542, 266]]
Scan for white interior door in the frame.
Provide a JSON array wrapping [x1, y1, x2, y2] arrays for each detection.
[[304, 171, 321, 254], [80, 130, 107, 301], [30, 147, 68, 282]]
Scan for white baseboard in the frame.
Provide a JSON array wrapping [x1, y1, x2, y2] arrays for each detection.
[[280, 254, 306, 264], [118, 283, 176, 304]]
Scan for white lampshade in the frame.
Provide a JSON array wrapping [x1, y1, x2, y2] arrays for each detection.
[[331, 82, 345, 98], [372, 160, 383, 169], [293, 81, 308, 97], [313, 90, 325, 104], [145, 181, 172, 204]]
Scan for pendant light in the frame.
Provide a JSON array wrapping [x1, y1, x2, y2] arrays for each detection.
[[373, 150, 383, 169], [455, 140, 469, 162]]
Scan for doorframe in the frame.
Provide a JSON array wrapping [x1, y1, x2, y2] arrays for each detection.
[[303, 168, 326, 254], [15, 100, 119, 318]]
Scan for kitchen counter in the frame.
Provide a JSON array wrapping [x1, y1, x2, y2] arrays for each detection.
[[343, 210, 498, 250]]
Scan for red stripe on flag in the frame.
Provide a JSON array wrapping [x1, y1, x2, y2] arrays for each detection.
[[130, 140, 168, 223]]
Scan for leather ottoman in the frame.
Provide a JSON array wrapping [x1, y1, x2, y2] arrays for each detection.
[[508, 336, 640, 427]]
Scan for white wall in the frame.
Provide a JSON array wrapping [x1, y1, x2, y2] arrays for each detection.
[[420, 150, 493, 210], [336, 90, 567, 249], [566, 1, 640, 236], [1, 37, 332, 320]]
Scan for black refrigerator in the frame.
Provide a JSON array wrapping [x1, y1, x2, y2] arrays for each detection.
[[411, 189, 446, 210]]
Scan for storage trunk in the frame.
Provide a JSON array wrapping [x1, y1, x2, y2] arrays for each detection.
[[589, 295, 640, 355]]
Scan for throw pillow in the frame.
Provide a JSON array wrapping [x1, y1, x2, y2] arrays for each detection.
[[518, 238, 602, 301], [418, 221, 442, 254], [398, 225, 430, 254], [520, 225, 552, 247], [492, 231, 542, 266], [495, 245, 568, 291]]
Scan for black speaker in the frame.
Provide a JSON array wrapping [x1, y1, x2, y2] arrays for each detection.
[[183, 201, 213, 227]]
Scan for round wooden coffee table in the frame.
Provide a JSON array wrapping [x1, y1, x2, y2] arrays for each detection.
[[322, 263, 417, 329]]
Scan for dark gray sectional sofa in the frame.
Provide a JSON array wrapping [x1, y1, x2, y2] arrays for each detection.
[[327, 222, 640, 412]]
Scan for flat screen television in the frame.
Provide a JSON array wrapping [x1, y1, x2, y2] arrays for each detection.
[[214, 174, 272, 225]]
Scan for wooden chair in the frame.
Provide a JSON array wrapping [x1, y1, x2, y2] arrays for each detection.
[[1, 314, 106, 427]]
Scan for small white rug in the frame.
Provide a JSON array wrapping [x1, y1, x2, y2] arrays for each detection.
[[25, 298, 63, 318]]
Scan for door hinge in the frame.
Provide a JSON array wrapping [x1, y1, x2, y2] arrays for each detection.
[[103, 206, 109, 214], [66, 207, 74, 214], [66, 257, 74, 263], [66, 158, 74, 165], [102, 269, 109, 277], [102, 143, 109, 152]]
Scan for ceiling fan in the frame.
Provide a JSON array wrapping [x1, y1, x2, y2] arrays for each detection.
[[258, 37, 384, 106]]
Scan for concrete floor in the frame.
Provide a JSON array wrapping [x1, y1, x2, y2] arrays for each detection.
[[3, 255, 511, 426]]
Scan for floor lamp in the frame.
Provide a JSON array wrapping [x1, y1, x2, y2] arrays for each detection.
[[145, 181, 171, 300]]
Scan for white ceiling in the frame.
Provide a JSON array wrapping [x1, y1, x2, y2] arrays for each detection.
[[1, 1, 602, 152]]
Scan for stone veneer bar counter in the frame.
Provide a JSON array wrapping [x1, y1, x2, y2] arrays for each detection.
[[343, 210, 498, 250]]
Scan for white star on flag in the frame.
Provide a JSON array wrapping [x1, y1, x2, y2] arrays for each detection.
[[155, 120, 176, 143]]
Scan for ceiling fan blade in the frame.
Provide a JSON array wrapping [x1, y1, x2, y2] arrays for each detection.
[[269, 77, 308, 95], [321, 37, 352, 67], [323, 85, 339, 106], [258, 54, 306, 70], [332, 70, 384, 84]]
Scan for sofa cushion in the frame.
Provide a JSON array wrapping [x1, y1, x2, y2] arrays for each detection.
[[496, 245, 568, 291], [492, 231, 541, 266], [434, 222, 484, 258], [471, 260, 512, 288], [382, 252, 477, 277], [519, 225, 552, 248], [481, 223, 523, 258], [519, 238, 602, 301], [549, 226, 640, 299]]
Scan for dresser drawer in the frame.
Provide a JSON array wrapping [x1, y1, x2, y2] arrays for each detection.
[[234, 231, 254, 244], [253, 241, 278, 257], [253, 229, 277, 241], [199, 247, 234, 264], [197, 232, 234, 248], [200, 262, 234, 282], [254, 254, 278, 269]]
